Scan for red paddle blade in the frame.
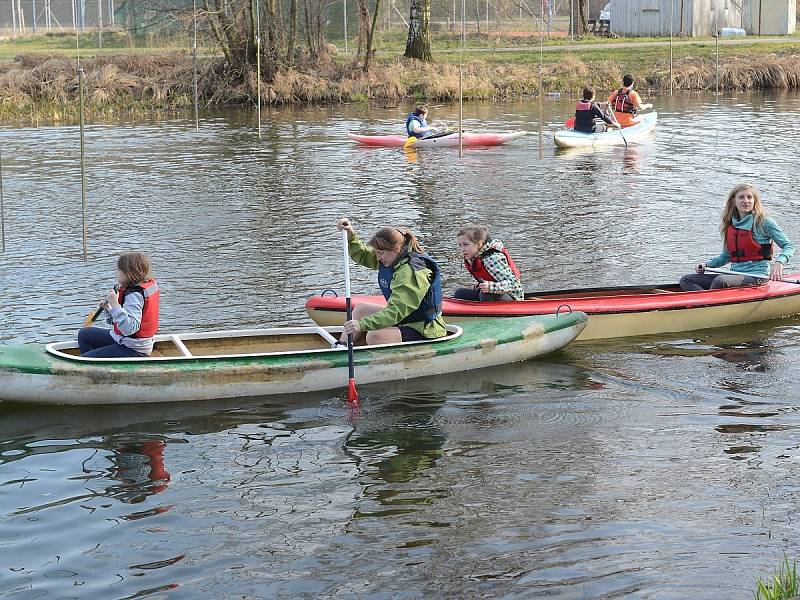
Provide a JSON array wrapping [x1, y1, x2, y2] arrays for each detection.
[[347, 379, 359, 403], [565, 117, 575, 128]]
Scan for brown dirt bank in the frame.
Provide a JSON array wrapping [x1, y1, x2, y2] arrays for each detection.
[[1, 49, 799, 120]]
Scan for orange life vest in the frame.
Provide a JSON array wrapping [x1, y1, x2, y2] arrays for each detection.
[[113, 279, 160, 338]]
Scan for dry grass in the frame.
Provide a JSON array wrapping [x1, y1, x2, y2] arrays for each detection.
[[0, 48, 799, 120]]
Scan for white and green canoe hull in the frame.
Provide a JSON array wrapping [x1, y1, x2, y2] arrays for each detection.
[[0, 314, 586, 405]]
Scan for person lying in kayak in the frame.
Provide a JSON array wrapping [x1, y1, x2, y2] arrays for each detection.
[[454, 225, 523, 302], [405, 105, 448, 140], [608, 74, 653, 128], [337, 218, 447, 345], [574, 86, 619, 133], [679, 183, 794, 291], [78, 251, 160, 357]]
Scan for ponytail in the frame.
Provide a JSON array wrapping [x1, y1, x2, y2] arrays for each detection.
[[369, 226, 424, 254]]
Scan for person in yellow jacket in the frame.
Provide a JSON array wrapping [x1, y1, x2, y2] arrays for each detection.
[[337, 218, 446, 346]]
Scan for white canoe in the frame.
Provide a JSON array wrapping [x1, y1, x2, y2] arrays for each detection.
[[347, 131, 529, 148], [553, 112, 658, 148], [0, 314, 587, 405]]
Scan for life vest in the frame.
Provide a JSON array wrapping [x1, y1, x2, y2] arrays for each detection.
[[464, 245, 521, 283], [405, 114, 428, 137], [574, 99, 597, 133], [612, 87, 636, 114], [113, 279, 160, 338], [726, 223, 772, 263], [378, 251, 442, 324]]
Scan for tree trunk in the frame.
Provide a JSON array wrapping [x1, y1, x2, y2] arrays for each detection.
[[363, 0, 381, 71], [404, 0, 432, 61], [286, 0, 297, 63], [355, 0, 369, 59], [577, 0, 589, 35]]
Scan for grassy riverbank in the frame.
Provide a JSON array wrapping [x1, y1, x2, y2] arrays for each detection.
[[1, 33, 799, 121]]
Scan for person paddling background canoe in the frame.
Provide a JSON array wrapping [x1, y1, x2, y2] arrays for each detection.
[[573, 86, 619, 134], [78, 251, 160, 357], [337, 218, 447, 345], [607, 73, 653, 128], [405, 105, 448, 140], [454, 225, 524, 302], [679, 183, 794, 291]]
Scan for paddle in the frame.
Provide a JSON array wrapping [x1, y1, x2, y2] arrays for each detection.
[[608, 108, 628, 146], [703, 266, 800, 285], [83, 284, 120, 326], [403, 135, 417, 149], [341, 230, 359, 403]]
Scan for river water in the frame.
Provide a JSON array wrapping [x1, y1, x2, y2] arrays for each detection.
[[1, 93, 800, 598]]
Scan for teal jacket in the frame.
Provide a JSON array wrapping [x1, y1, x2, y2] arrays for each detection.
[[706, 214, 794, 278]]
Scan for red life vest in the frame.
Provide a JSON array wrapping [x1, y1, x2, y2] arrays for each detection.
[[113, 279, 160, 338], [726, 224, 772, 263], [464, 247, 521, 282], [575, 99, 592, 111], [612, 87, 636, 114]]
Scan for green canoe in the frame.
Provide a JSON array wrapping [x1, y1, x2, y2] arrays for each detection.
[[0, 313, 587, 405]]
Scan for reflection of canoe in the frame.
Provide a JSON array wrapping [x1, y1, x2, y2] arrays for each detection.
[[553, 112, 657, 148], [347, 131, 528, 148], [305, 276, 800, 341], [0, 315, 587, 405]]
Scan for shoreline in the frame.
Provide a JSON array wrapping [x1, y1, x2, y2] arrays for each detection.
[[0, 42, 799, 121]]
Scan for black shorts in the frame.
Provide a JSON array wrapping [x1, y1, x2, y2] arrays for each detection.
[[399, 326, 427, 342]]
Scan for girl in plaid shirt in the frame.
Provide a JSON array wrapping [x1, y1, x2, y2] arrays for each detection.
[[454, 226, 524, 302]]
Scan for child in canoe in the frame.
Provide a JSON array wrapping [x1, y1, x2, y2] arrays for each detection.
[[78, 251, 160, 357], [679, 183, 794, 291], [574, 86, 619, 134], [455, 226, 523, 302], [405, 105, 447, 140], [608, 74, 653, 128], [337, 218, 446, 345]]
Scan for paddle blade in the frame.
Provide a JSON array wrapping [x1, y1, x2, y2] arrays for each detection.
[[83, 311, 96, 327], [347, 378, 359, 403], [403, 136, 417, 149], [565, 117, 575, 128]]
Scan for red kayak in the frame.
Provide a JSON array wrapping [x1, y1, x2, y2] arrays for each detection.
[[305, 276, 800, 341], [347, 131, 528, 148]]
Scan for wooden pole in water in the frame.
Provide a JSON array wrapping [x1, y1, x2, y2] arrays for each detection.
[[538, 0, 544, 159], [669, 0, 673, 96], [715, 35, 720, 94], [77, 32, 88, 260], [0, 142, 5, 253], [458, 0, 464, 158], [256, 0, 262, 139], [192, 0, 199, 132]]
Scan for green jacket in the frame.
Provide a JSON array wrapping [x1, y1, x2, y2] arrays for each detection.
[[348, 235, 447, 339]]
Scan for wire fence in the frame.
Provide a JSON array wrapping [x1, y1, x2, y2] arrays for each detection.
[[0, 0, 614, 52], [1, 0, 797, 53]]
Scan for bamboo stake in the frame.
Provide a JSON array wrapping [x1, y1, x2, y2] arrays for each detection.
[[0, 142, 5, 253], [458, 0, 464, 158], [77, 32, 88, 261], [538, 0, 543, 159], [256, 0, 262, 138], [669, 0, 673, 96], [193, 0, 199, 132]]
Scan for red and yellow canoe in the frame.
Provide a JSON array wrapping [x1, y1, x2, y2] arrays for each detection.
[[305, 276, 800, 341]]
